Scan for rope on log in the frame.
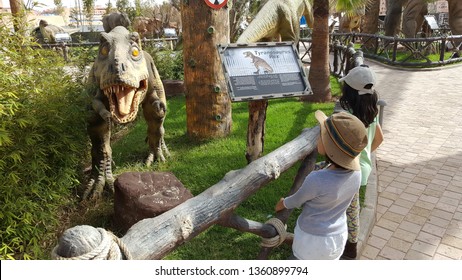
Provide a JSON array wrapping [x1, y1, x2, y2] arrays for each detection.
[[51, 225, 132, 260], [260, 218, 293, 248]]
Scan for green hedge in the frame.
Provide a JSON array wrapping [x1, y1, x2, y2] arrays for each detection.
[[0, 22, 89, 259]]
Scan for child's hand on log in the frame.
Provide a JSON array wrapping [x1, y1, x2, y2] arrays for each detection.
[[275, 197, 286, 212]]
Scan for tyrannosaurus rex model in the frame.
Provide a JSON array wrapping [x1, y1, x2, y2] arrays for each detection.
[[237, 0, 313, 44], [84, 26, 169, 200]]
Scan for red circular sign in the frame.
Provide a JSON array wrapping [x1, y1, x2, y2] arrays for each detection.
[[204, 0, 228, 9]]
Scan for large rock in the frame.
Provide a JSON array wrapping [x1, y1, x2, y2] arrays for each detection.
[[114, 171, 193, 232]]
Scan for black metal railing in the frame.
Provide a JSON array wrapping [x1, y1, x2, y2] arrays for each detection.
[[300, 32, 462, 69]]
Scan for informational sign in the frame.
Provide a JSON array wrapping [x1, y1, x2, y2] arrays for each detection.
[[424, 15, 440, 30], [217, 42, 312, 102], [204, 0, 228, 9]]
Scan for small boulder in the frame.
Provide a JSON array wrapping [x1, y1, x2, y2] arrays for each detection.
[[114, 171, 193, 232]]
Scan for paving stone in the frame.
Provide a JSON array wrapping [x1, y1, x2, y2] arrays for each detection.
[[453, 212, 462, 221], [419, 194, 439, 204], [416, 231, 442, 246], [427, 216, 451, 228], [386, 237, 412, 252], [379, 246, 406, 260], [371, 226, 394, 241], [399, 192, 419, 203], [435, 202, 457, 213], [394, 198, 414, 210], [403, 213, 428, 226], [410, 240, 438, 256], [393, 228, 418, 243], [381, 211, 405, 224], [431, 209, 454, 221], [404, 249, 433, 260], [378, 197, 394, 207], [399, 220, 423, 234], [433, 253, 454, 260], [376, 217, 400, 231], [362, 245, 380, 259], [389, 204, 411, 215], [439, 196, 460, 207], [421, 223, 446, 238], [436, 243, 462, 259], [441, 235, 462, 250]]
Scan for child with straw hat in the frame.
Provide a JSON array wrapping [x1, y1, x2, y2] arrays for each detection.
[[275, 110, 368, 260]]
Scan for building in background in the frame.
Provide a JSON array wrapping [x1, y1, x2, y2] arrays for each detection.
[[0, 0, 12, 13]]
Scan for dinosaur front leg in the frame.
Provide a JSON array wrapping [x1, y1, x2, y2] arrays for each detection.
[[83, 112, 114, 200], [142, 95, 169, 166]]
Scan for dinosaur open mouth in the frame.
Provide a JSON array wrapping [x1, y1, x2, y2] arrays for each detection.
[[104, 80, 148, 124]]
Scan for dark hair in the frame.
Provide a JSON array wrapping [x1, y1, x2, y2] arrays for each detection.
[[325, 155, 343, 169], [339, 83, 379, 128]]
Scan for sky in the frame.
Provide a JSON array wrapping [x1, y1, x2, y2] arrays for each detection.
[[2, 0, 167, 11]]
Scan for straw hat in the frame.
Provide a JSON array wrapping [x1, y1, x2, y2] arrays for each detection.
[[339, 65, 377, 95], [315, 110, 368, 171]]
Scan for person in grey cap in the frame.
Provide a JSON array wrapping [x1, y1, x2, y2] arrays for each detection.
[[338, 64, 384, 259], [275, 110, 368, 260]]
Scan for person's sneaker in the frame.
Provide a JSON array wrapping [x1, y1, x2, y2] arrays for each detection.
[[340, 241, 357, 260]]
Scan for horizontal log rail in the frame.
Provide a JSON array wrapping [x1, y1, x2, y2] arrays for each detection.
[[37, 37, 179, 49], [53, 127, 320, 260]]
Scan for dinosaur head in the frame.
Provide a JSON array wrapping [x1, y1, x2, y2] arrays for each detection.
[[243, 51, 253, 58], [93, 26, 149, 124]]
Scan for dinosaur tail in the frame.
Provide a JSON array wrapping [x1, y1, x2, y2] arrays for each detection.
[[236, 5, 279, 43]]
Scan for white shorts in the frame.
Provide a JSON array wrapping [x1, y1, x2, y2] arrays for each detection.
[[292, 223, 347, 260]]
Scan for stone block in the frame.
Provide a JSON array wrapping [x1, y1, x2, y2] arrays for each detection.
[[114, 171, 193, 232]]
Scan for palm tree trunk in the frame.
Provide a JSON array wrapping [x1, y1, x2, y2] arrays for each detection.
[[361, 0, 380, 35], [303, 0, 331, 103], [181, 0, 232, 140]]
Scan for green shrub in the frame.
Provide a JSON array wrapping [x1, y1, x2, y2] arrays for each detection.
[[0, 20, 88, 259], [146, 47, 184, 80]]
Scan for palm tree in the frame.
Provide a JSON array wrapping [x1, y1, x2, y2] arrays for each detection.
[[304, 0, 370, 102], [181, 0, 231, 140], [361, 0, 380, 35]]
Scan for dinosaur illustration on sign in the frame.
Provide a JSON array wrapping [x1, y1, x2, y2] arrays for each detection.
[[243, 51, 273, 74]]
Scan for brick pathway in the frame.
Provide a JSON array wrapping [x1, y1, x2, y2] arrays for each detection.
[[359, 61, 462, 260]]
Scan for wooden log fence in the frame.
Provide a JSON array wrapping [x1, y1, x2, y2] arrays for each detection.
[[36, 37, 179, 61], [53, 126, 320, 260]]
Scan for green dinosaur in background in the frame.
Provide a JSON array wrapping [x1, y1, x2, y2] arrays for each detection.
[[84, 25, 169, 200], [39, 20, 65, 43], [237, 0, 313, 44]]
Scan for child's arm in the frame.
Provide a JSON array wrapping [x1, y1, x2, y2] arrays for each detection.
[[371, 123, 384, 152]]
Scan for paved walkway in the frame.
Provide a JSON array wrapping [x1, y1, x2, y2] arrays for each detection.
[[358, 61, 462, 260]]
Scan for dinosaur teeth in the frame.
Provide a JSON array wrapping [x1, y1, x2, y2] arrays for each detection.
[[116, 86, 135, 116]]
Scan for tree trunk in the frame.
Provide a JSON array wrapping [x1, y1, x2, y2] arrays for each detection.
[[384, 0, 406, 36], [245, 100, 268, 163], [361, 0, 380, 35], [9, 0, 23, 33], [303, 0, 331, 103], [181, 0, 232, 140]]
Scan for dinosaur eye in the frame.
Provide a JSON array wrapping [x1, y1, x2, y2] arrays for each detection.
[[131, 46, 140, 58], [100, 45, 109, 57]]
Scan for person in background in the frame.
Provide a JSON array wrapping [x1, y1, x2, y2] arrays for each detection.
[[338, 65, 384, 259]]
